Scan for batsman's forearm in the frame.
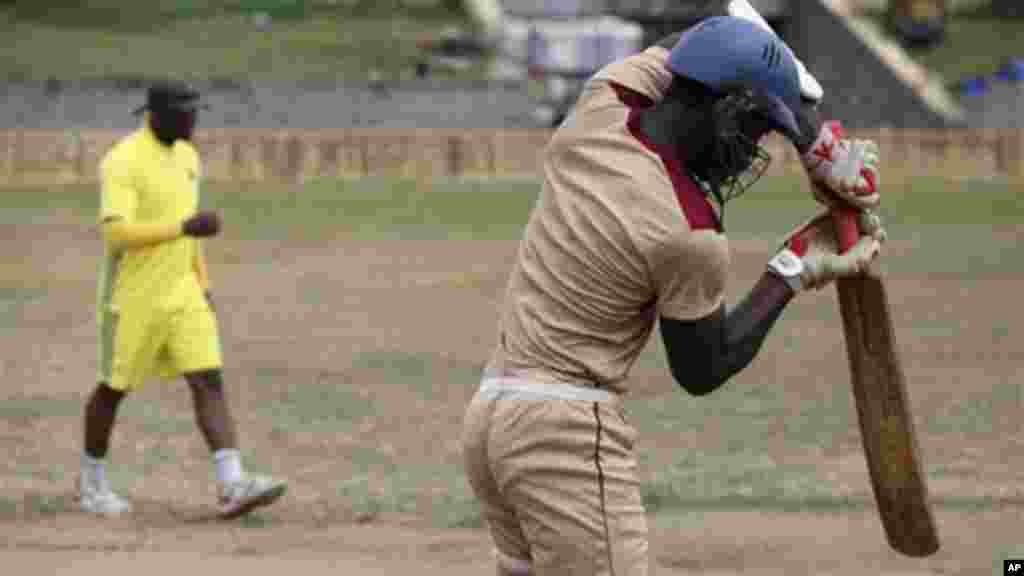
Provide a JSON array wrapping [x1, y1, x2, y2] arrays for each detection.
[[660, 272, 794, 395], [103, 219, 182, 251]]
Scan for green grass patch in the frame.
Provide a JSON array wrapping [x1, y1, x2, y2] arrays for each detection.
[[22, 492, 69, 517], [631, 346, 858, 514], [0, 2, 463, 81], [254, 365, 375, 428], [728, 174, 1024, 275], [0, 185, 99, 219], [914, 17, 1024, 82], [129, 398, 198, 436], [1, 177, 540, 241], [0, 287, 48, 304], [204, 176, 540, 241], [994, 545, 1024, 576], [350, 349, 482, 397], [727, 173, 1024, 232], [238, 511, 274, 528], [0, 496, 18, 519], [336, 465, 481, 528], [0, 395, 83, 422], [927, 379, 1022, 435], [0, 287, 48, 326], [857, 3, 1024, 82], [6, 173, 1019, 242], [632, 341, 853, 440]]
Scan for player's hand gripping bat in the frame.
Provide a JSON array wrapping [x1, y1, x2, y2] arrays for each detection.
[[831, 207, 940, 557], [713, 0, 938, 554]]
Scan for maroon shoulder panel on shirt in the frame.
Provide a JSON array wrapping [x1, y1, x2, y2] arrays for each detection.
[[608, 82, 721, 232]]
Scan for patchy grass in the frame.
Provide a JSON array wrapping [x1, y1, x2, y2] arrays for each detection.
[[728, 173, 1024, 230], [131, 398, 199, 436], [926, 379, 1022, 436], [914, 16, 1024, 82], [22, 492, 70, 517], [0, 287, 48, 328], [0, 2, 462, 81], [0, 173, 1021, 559], [350, 349, 482, 400], [238, 511, 275, 528], [252, 364, 375, 430], [0, 496, 19, 518], [5, 172, 1021, 243], [204, 176, 541, 241], [0, 395, 83, 422], [1, 177, 542, 241], [631, 364, 856, 513], [854, 2, 1024, 83], [336, 465, 481, 528]]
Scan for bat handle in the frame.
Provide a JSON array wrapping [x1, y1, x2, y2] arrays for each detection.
[[832, 206, 860, 254]]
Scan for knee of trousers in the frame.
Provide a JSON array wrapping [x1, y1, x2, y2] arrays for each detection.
[[495, 549, 533, 576]]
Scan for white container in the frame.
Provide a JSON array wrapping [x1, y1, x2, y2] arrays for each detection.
[[500, 18, 531, 63], [503, 0, 608, 18], [525, 16, 644, 75], [594, 15, 644, 66]]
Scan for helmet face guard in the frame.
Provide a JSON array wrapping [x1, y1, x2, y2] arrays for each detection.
[[705, 89, 782, 206], [665, 16, 805, 210]]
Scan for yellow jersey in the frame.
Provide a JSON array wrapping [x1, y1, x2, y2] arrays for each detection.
[[97, 125, 204, 315]]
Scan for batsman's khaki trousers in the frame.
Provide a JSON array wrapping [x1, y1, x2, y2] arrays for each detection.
[[462, 375, 648, 576]]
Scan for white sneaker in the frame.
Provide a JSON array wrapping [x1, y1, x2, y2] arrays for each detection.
[[217, 475, 287, 519], [76, 475, 131, 517]]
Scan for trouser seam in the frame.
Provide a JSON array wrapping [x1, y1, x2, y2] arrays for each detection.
[[592, 402, 616, 575]]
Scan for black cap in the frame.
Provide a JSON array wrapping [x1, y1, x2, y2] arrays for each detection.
[[133, 79, 209, 116]]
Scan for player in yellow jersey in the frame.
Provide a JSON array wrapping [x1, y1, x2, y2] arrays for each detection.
[[78, 81, 286, 519]]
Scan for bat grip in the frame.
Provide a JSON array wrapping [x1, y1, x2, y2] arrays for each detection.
[[832, 206, 860, 253]]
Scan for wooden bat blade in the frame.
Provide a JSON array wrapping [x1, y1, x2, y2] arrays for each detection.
[[836, 272, 940, 557]]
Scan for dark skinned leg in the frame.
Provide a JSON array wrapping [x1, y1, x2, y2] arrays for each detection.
[[187, 369, 286, 517], [83, 382, 126, 459], [184, 369, 238, 452]]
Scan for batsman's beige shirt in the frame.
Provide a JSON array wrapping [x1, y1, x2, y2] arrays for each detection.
[[488, 47, 730, 394]]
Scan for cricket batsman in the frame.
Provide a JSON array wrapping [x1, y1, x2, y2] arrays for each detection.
[[77, 80, 286, 519], [461, 11, 886, 576]]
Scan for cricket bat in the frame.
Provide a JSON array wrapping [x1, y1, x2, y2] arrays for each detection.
[[831, 207, 940, 557]]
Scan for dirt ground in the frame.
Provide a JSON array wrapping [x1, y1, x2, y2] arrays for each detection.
[[0, 210, 1021, 575]]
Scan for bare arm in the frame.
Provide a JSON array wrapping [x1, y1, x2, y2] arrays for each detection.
[[659, 272, 795, 396]]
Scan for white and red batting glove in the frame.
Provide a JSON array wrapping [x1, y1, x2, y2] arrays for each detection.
[[768, 210, 886, 292], [801, 121, 881, 211]]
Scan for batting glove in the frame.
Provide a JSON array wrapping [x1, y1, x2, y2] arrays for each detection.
[[801, 121, 881, 211], [768, 210, 886, 292]]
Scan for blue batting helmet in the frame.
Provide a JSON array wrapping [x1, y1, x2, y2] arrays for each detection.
[[667, 16, 803, 142]]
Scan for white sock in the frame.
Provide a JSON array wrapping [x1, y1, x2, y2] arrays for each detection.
[[213, 449, 244, 485], [81, 453, 107, 489]]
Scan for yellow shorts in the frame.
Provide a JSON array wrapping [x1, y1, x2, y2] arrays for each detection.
[[97, 301, 223, 392]]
